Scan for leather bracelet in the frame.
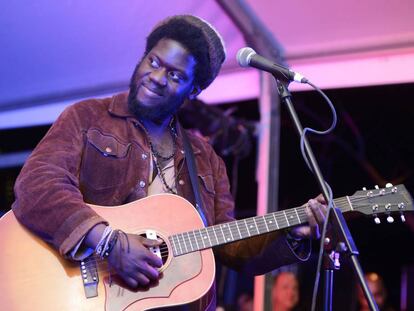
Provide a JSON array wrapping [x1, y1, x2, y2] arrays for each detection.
[[102, 230, 119, 258]]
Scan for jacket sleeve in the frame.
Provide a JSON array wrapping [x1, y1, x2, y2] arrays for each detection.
[[12, 103, 107, 256], [208, 147, 309, 275]]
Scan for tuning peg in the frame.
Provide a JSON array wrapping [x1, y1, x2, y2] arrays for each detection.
[[385, 183, 393, 188], [401, 214, 406, 222], [387, 216, 394, 223], [375, 185, 379, 189], [374, 217, 381, 224], [398, 202, 406, 210]]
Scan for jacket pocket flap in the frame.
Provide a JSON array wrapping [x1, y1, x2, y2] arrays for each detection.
[[86, 129, 130, 158]]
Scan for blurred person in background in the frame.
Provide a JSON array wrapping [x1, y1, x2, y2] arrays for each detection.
[[272, 271, 300, 311], [356, 272, 395, 311]]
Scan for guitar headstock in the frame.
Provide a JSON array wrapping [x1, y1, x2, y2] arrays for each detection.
[[348, 184, 413, 224]]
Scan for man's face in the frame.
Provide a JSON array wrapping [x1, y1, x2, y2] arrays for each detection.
[[272, 272, 299, 311], [128, 38, 198, 122]]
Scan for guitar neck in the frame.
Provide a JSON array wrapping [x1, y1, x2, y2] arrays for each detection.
[[170, 196, 352, 256]]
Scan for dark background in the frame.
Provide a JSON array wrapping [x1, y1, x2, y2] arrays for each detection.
[[1, 83, 414, 310]]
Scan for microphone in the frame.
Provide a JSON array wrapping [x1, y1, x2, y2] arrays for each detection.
[[236, 47, 307, 83]]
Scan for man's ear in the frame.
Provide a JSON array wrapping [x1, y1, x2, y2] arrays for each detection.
[[188, 85, 201, 100]]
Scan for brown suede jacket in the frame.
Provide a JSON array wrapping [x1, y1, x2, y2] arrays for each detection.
[[12, 92, 307, 310]]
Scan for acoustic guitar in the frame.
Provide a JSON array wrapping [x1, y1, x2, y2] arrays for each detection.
[[0, 184, 411, 310]]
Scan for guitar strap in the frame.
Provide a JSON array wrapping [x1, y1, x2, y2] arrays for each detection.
[[180, 125, 209, 227]]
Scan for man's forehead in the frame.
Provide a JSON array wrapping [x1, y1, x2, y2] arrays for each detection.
[[149, 38, 196, 72]]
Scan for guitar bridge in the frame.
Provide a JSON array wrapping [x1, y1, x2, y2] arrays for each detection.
[[80, 257, 99, 298]]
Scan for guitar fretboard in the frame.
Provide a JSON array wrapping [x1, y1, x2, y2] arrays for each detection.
[[169, 196, 352, 256]]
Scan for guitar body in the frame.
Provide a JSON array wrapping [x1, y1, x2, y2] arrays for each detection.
[[0, 194, 215, 310]]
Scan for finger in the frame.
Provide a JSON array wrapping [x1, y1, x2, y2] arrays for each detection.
[[149, 256, 163, 268], [306, 200, 322, 239], [135, 273, 151, 286], [315, 193, 327, 205], [133, 259, 160, 280], [122, 275, 139, 288], [141, 237, 163, 247], [308, 199, 326, 224], [142, 248, 163, 268], [305, 202, 317, 228]]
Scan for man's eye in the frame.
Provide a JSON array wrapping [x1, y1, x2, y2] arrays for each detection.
[[150, 58, 160, 68], [169, 71, 183, 82]]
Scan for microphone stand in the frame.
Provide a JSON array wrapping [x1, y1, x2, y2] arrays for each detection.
[[275, 80, 379, 311]]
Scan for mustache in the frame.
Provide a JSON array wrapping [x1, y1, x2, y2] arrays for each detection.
[[142, 82, 164, 96]]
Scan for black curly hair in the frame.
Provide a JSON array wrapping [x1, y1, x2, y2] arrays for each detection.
[[145, 19, 212, 90]]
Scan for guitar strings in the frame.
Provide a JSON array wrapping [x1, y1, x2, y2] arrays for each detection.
[[74, 193, 412, 272]]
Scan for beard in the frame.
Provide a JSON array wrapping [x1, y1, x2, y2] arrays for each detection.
[[127, 63, 185, 123], [127, 85, 182, 123]]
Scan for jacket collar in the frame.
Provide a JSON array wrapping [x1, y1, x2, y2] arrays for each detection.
[[108, 91, 136, 118], [108, 92, 202, 156]]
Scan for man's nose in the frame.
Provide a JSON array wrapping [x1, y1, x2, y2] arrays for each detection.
[[149, 68, 167, 87]]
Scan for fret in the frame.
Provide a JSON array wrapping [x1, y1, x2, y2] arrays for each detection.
[[272, 213, 280, 229], [180, 233, 189, 253], [294, 208, 301, 224], [211, 226, 220, 245], [218, 224, 227, 243], [195, 229, 205, 249], [235, 221, 242, 239], [192, 230, 200, 250], [252, 217, 260, 234], [254, 216, 267, 234], [283, 210, 290, 227], [245, 218, 258, 235], [285, 209, 297, 226], [264, 214, 277, 231], [227, 223, 235, 241], [200, 228, 212, 248], [346, 196, 353, 211], [221, 223, 233, 242], [186, 232, 194, 252], [176, 234, 184, 255], [171, 235, 179, 255], [297, 206, 305, 222], [262, 215, 270, 232], [243, 219, 251, 237]]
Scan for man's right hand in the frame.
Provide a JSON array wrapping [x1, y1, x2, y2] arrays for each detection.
[[106, 233, 163, 288], [85, 224, 163, 288]]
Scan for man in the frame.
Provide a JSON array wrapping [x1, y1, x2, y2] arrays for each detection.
[[12, 15, 326, 310], [272, 271, 300, 311]]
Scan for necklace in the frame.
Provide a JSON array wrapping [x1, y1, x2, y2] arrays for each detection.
[[146, 118, 177, 161], [141, 118, 178, 194], [152, 157, 177, 194]]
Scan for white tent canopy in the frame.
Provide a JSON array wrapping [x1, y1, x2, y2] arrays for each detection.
[[1, 0, 414, 129]]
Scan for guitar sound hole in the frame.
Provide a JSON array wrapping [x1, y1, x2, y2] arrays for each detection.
[[139, 233, 169, 265]]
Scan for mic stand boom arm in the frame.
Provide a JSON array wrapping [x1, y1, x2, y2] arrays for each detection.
[[275, 80, 379, 311]]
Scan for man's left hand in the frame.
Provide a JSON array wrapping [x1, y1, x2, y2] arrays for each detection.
[[289, 194, 328, 239]]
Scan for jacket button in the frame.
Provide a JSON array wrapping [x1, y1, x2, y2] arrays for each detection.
[[179, 179, 185, 185], [141, 153, 148, 160], [105, 147, 112, 153], [139, 180, 146, 188]]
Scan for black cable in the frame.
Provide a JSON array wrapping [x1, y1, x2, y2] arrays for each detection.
[[297, 80, 337, 311]]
